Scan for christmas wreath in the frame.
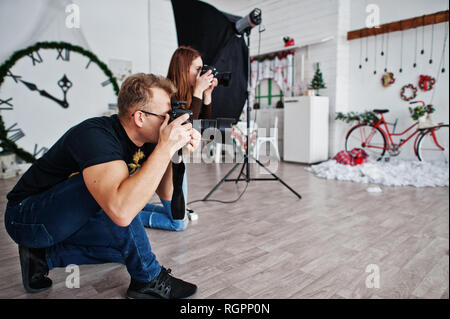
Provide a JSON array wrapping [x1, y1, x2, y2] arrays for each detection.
[[381, 72, 395, 88], [418, 75, 436, 91], [400, 84, 418, 101]]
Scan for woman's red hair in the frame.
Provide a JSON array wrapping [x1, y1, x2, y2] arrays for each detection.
[[167, 46, 201, 109]]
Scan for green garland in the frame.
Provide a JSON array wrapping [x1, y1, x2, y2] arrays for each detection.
[[0, 118, 35, 163], [251, 50, 295, 63], [335, 111, 379, 124], [409, 104, 435, 121], [0, 41, 119, 163]]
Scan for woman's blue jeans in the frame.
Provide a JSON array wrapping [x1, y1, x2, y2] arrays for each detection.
[[139, 171, 188, 231], [3, 174, 161, 283]]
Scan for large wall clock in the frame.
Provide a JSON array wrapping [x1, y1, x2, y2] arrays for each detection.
[[0, 41, 119, 162]]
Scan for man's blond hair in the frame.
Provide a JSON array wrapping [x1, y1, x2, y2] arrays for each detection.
[[117, 73, 176, 119]]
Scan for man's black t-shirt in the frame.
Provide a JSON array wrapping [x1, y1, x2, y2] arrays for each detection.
[[7, 115, 155, 204]]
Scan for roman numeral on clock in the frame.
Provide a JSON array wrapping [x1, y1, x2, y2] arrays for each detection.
[[56, 48, 70, 61], [33, 144, 48, 157], [6, 123, 25, 142], [27, 51, 43, 66], [0, 97, 13, 110], [6, 71, 21, 83], [101, 79, 112, 87]]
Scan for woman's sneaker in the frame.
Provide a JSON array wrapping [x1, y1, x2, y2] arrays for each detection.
[[126, 267, 197, 299]]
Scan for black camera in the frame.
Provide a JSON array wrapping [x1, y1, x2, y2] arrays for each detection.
[[169, 101, 193, 125], [200, 65, 232, 87]]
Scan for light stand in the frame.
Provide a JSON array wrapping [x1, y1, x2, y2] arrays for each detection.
[[202, 31, 302, 201]]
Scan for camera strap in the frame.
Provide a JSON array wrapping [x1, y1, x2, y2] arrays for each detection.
[[171, 161, 186, 220]]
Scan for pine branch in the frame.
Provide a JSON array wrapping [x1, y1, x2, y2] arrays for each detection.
[[335, 111, 379, 124]]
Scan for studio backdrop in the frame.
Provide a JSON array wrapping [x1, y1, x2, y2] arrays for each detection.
[[171, 0, 249, 122]]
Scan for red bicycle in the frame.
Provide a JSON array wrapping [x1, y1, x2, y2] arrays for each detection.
[[345, 101, 449, 163]]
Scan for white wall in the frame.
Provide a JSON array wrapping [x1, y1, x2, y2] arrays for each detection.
[[348, 0, 449, 159], [148, 0, 178, 77], [0, 0, 150, 72], [205, 0, 338, 56], [73, 0, 150, 73]]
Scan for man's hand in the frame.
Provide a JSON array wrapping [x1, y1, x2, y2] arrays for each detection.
[[158, 113, 192, 157]]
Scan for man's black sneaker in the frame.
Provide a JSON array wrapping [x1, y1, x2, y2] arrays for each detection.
[[18, 246, 52, 293], [126, 267, 197, 299]]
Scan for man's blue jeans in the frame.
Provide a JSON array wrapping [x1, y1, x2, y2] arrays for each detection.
[[3, 174, 161, 283], [139, 171, 188, 231]]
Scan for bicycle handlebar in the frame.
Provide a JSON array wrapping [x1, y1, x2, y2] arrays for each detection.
[[410, 100, 425, 106]]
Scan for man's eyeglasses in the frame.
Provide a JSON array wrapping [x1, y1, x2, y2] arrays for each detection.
[[132, 110, 166, 119]]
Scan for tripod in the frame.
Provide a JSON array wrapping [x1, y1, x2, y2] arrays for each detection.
[[202, 31, 302, 201]]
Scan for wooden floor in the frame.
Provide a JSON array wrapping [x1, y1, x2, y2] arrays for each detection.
[[0, 160, 448, 299]]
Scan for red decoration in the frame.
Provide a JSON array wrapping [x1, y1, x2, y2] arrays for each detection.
[[418, 75, 436, 91], [333, 148, 368, 166], [381, 72, 395, 87], [283, 36, 295, 47], [400, 84, 418, 101], [251, 50, 295, 63]]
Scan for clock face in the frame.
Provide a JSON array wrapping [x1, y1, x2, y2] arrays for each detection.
[[0, 46, 117, 159]]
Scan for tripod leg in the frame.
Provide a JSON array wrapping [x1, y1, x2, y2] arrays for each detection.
[[202, 162, 243, 201], [253, 157, 302, 199], [235, 159, 247, 184]]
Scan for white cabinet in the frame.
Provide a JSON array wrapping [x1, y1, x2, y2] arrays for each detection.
[[283, 96, 329, 164]]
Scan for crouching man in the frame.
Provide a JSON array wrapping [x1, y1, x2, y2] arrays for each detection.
[[4, 73, 200, 299]]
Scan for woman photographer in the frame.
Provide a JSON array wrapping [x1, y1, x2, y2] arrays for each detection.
[[139, 46, 217, 231], [167, 46, 218, 119]]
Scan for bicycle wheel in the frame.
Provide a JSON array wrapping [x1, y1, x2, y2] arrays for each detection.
[[416, 124, 449, 163], [345, 124, 387, 161]]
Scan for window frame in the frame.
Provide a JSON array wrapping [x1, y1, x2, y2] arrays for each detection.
[[255, 55, 295, 107]]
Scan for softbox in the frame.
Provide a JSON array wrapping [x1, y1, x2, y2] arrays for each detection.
[[171, 0, 248, 122]]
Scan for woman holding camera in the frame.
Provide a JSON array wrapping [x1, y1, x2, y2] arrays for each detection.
[[139, 46, 217, 231], [167, 46, 218, 119]]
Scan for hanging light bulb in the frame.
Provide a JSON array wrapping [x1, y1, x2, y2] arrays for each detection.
[[365, 37, 369, 62], [374, 34, 377, 75], [384, 32, 389, 73], [399, 29, 404, 73], [420, 15, 425, 55], [429, 21, 435, 64], [442, 21, 448, 73], [413, 24, 418, 68], [358, 33, 363, 69]]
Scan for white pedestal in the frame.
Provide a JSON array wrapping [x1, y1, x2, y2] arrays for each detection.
[[283, 96, 329, 164]]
